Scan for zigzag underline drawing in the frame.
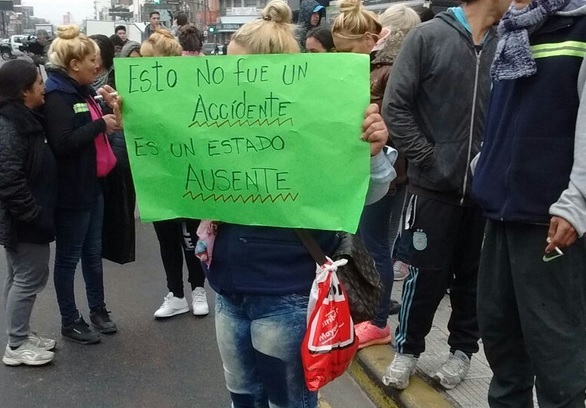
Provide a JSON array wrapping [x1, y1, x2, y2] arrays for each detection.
[[182, 191, 300, 204], [188, 118, 294, 128]]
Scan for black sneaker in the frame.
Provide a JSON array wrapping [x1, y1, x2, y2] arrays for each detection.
[[62, 316, 101, 345], [90, 307, 117, 334]]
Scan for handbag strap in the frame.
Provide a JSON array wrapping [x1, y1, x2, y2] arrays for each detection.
[[294, 229, 328, 266]]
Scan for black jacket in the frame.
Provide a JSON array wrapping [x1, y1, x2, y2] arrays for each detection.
[[0, 101, 58, 250], [44, 68, 107, 209], [383, 11, 497, 205]]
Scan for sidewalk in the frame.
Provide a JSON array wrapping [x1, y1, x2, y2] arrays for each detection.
[[351, 280, 494, 408]]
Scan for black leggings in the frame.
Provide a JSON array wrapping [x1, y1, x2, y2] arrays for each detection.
[[153, 219, 205, 298]]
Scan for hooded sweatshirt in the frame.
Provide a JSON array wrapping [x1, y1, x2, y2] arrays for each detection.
[[382, 11, 497, 205], [297, 0, 326, 51]]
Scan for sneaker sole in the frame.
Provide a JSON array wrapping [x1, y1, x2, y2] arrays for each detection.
[[394, 275, 408, 282], [61, 334, 101, 345], [433, 372, 464, 390], [192, 309, 209, 316], [154, 307, 190, 318], [91, 324, 118, 334], [2, 356, 54, 366], [358, 335, 392, 349]]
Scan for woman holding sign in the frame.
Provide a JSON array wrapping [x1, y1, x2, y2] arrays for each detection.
[[44, 26, 122, 344], [207, 1, 394, 407]]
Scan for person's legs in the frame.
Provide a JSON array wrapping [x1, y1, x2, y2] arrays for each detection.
[[153, 220, 185, 298], [4, 243, 50, 348], [478, 220, 534, 408], [358, 193, 393, 328], [181, 219, 206, 289], [446, 204, 483, 356], [181, 219, 209, 315], [54, 207, 92, 326], [249, 294, 317, 408], [215, 293, 268, 408], [81, 193, 106, 313], [508, 224, 586, 408], [394, 196, 457, 356]]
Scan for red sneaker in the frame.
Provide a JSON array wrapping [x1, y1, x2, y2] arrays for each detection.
[[354, 321, 392, 349]]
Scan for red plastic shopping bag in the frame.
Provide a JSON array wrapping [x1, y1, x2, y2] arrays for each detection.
[[302, 259, 358, 391]]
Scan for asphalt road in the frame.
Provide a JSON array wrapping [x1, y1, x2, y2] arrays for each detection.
[[0, 221, 375, 408]]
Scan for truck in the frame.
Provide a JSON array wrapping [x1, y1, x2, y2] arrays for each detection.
[[34, 23, 54, 36]]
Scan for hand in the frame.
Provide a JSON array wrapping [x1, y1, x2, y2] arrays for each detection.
[[361, 104, 388, 157], [546, 216, 577, 253], [112, 102, 123, 129], [97, 85, 122, 110], [103, 114, 121, 134]]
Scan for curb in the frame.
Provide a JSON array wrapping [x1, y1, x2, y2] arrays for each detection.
[[350, 345, 457, 408]]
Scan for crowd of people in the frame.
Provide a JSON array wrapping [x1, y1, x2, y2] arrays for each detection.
[[1, 0, 586, 407]]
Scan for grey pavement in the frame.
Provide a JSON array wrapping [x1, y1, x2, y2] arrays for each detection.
[[0, 222, 375, 408]]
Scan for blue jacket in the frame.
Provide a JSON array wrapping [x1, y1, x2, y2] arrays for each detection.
[[473, 15, 586, 224], [44, 68, 107, 209]]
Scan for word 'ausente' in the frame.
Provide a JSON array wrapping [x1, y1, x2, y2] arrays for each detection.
[[186, 165, 291, 193]]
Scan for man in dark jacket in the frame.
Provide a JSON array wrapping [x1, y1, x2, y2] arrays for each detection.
[[143, 11, 162, 41], [472, 0, 586, 406], [381, 0, 510, 391]]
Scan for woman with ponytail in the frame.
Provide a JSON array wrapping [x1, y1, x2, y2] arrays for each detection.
[[207, 1, 393, 406], [44, 25, 122, 345], [332, 0, 419, 350]]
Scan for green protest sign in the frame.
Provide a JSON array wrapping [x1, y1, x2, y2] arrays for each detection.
[[114, 53, 370, 232]]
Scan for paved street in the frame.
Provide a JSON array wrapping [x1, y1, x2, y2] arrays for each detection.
[[0, 222, 375, 408]]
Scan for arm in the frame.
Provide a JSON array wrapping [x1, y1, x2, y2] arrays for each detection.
[[44, 92, 106, 158], [548, 58, 586, 247], [382, 28, 434, 168], [0, 121, 40, 222], [362, 104, 396, 205]]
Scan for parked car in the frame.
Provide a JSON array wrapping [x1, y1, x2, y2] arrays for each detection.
[[202, 42, 218, 55], [9, 35, 27, 57], [0, 41, 12, 60]]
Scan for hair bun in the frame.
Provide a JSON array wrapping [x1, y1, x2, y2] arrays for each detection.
[[57, 25, 80, 40], [338, 0, 362, 14], [261, 0, 292, 24]]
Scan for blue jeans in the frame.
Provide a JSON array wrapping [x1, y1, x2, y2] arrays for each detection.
[[215, 293, 316, 408], [53, 193, 106, 326]]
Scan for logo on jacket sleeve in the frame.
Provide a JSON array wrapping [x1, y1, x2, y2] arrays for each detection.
[[413, 229, 427, 251]]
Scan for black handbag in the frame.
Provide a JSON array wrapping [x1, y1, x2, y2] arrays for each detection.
[[295, 230, 383, 323], [102, 166, 136, 264]]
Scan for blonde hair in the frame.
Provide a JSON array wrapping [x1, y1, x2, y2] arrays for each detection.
[[231, 0, 299, 54], [331, 0, 382, 40], [140, 29, 182, 57], [379, 4, 420, 36], [48, 25, 99, 69]]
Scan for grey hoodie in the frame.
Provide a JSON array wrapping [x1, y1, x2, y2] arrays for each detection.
[[548, 0, 586, 236], [382, 11, 497, 205]]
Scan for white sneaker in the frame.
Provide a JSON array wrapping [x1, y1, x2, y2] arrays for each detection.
[[382, 353, 418, 390], [28, 332, 56, 351], [433, 350, 470, 390], [154, 292, 189, 318], [192, 287, 209, 316], [2, 339, 54, 366]]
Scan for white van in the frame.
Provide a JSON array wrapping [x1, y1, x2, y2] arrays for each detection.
[[9, 35, 28, 56]]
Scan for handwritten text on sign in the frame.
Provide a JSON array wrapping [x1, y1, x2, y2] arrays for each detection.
[[114, 54, 370, 232]]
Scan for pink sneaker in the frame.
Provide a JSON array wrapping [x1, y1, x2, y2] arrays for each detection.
[[354, 321, 392, 349]]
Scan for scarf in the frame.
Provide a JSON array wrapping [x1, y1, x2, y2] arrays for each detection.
[[92, 66, 113, 90], [491, 0, 572, 80]]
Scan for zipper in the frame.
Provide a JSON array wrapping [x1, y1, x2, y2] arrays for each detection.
[[460, 48, 482, 205]]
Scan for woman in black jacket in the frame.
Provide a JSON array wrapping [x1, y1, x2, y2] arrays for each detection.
[[0, 60, 57, 366], [44, 25, 121, 345]]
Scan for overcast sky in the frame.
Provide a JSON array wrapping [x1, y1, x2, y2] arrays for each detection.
[[23, 0, 97, 24]]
